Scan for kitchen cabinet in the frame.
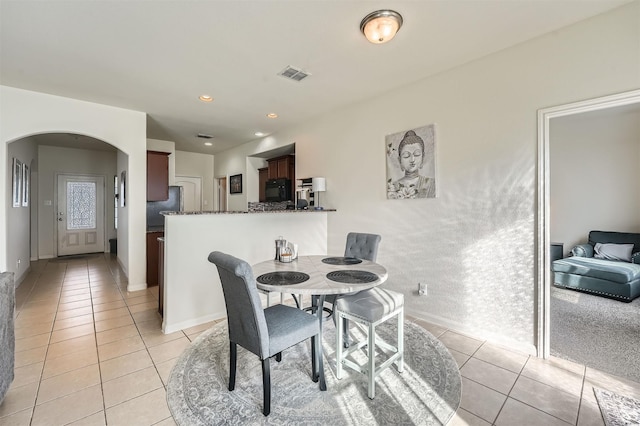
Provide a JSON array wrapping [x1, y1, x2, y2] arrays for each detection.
[[258, 155, 296, 201], [258, 167, 268, 202], [147, 151, 169, 201], [146, 231, 163, 287], [267, 155, 294, 180], [158, 237, 165, 316]]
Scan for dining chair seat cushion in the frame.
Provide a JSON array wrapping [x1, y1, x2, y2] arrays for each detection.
[[335, 287, 404, 323], [264, 304, 319, 356]]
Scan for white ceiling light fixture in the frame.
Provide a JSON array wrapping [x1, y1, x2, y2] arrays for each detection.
[[255, 132, 265, 137], [267, 113, 278, 119], [204, 142, 213, 146], [360, 9, 403, 44], [199, 95, 213, 102]]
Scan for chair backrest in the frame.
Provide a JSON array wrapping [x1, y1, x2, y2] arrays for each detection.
[[207, 251, 269, 358], [344, 232, 381, 262]]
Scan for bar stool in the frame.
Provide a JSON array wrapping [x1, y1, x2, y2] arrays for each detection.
[[335, 287, 404, 399]]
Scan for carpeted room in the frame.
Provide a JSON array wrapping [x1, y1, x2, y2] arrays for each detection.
[[549, 103, 640, 385]]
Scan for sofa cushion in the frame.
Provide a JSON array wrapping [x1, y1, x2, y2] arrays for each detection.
[[589, 231, 640, 255], [553, 257, 640, 284], [594, 243, 634, 262]]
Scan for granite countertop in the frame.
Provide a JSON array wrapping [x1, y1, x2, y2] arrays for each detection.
[[147, 226, 165, 233], [162, 209, 336, 216]]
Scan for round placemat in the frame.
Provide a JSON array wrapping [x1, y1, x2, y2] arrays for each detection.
[[321, 257, 363, 265], [326, 270, 377, 283], [256, 271, 310, 286]]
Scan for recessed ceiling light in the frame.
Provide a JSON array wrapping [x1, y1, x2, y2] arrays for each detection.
[[255, 132, 265, 137], [199, 95, 213, 102], [204, 142, 213, 146], [267, 113, 278, 119]]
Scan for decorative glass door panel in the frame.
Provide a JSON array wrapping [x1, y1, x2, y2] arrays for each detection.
[[57, 175, 105, 256]]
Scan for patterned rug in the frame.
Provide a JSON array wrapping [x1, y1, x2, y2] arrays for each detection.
[[594, 388, 640, 426], [167, 320, 461, 425]]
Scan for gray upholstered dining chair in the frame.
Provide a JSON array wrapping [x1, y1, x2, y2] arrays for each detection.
[[208, 251, 325, 416], [316, 232, 382, 315]]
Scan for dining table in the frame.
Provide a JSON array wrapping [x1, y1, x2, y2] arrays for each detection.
[[252, 255, 388, 390]]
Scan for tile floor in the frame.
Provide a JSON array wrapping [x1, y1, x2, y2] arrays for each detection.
[[1, 254, 639, 425]]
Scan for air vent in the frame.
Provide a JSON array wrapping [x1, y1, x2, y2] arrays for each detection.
[[197, 133, 213, 139], [278, 65, 310, 82]]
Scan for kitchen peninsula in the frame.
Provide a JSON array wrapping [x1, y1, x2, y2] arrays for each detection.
[[160, 209, 335, 334]]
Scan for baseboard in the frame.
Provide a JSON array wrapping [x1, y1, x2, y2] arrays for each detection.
[[162, 311, 226, 334], [39, 255, 55, 259], [405, 308, 537, 357], [127, 282, 147, 292]]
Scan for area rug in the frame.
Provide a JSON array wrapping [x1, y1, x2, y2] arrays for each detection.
[[594, 387, 640, 426], [167, 320, 461, 425]]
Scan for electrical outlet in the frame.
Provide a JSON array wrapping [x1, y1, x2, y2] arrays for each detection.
[[16, 259, 21, 270], [418, 282, 427, 296]]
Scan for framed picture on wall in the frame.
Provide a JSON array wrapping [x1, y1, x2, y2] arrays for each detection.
[[120, 171, 126, 207], [230, 174, 242, 194], [386, 123, 437, 199], [22, 164, 29, 207], [12, 158, 22, 207]]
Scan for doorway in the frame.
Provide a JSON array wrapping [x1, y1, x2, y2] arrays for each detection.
[[216, 177, 227, 212], [536, 88, 640, 358], [175, 175, 202, 212], [57, 174, 105, 256]]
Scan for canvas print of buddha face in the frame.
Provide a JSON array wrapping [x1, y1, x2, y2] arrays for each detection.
[[386, 124, 436, 199]]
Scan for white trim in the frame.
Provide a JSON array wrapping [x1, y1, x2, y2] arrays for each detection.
[[162, 311, 225, 334], [536, 89, 640, 358]]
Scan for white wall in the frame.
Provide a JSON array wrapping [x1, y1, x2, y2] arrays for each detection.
[[163, 211, 328, 333], [37, 145, 117, 258], [213, 3, 640, 353], [175, 151, 215, 209], [0, 86, 147, 291], [550, 107, 640, 255], [7, 137, 38, 285]]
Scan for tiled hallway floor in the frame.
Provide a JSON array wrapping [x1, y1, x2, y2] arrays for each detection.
[[1, 255, 639, 425]]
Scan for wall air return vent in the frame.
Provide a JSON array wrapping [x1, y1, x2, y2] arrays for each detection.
[[278, 65, 310, 82]]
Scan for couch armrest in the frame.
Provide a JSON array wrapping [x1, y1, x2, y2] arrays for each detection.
[[571, 244, 593, 258], [632, 252, 640, 265]]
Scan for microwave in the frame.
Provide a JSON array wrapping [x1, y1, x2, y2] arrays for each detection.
[[265, 178, 291, 202]]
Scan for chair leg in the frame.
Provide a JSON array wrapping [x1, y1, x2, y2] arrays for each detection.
[[336, 313, 344, 379], [367, 322, 376, 399], [311, 335, 318, 382], [315, 332, 326, 391], [262, 358, 271, 416], [229, 342, 237, 391], [343, 318, 350, 348], [397, 310, 404, 373]]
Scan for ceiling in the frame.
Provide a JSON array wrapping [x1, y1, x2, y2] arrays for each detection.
[[0, 0, 631, 155]]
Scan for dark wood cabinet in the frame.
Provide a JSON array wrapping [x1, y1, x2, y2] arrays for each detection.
[[158, 237, 165, 316], [258, 167, 268, 202], [267, 155, 294, 180], [147, 151, 169, 201], [146, 231, 163, 287]]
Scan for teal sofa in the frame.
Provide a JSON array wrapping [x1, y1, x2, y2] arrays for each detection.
[[552, 231, 640, 302]]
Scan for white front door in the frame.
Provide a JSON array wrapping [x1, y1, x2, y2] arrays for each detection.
[[57, 175, 105, 256], [175, 176, 202, 211]]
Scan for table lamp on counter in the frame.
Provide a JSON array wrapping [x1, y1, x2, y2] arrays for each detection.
[[312, 177, 326, 210]]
